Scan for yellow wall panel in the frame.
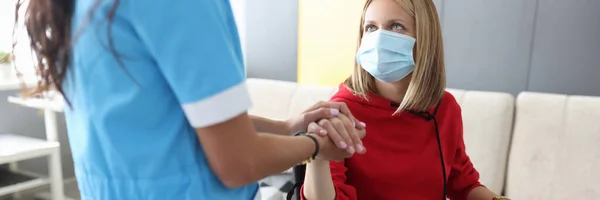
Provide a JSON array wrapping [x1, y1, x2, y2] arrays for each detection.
[[297, 0, 366, 86]]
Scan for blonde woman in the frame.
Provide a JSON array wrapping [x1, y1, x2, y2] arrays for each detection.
[[301, 0, 508, 199]]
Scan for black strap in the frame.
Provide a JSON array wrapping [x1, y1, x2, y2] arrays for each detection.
[[288, 164, 306, 200], [433, 116, 447, 200], [407, 101, 446, 200], [304, 134, 319, 160], [294, 131, 319, 160], [286, 181, 304, 200]]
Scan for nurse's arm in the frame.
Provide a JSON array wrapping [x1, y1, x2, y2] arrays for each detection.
[[196, 112, 339, 189], [250, 102, 357, 136], [249, 115, 289, 135]]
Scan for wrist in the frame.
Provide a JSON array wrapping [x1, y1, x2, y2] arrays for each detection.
[[309, 133, 326, 151], [294, 132, 320, 164], [278, 120, 293, 135], [310, 158, 330, 165], [311, 133, 334, 162]]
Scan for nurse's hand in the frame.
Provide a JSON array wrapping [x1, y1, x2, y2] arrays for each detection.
[[284, 101, 366, 151], [285, 101, 364, 134], [308, 113, 367, 155]]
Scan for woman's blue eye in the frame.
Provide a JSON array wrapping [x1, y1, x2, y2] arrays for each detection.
[[392, 23, 404, 30], [365, 25, 377, 32]]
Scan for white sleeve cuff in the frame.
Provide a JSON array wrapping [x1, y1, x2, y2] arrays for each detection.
[[182, 82, 252, 128]]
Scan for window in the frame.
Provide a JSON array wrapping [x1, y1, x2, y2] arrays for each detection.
[[0, 0, 36, 82]]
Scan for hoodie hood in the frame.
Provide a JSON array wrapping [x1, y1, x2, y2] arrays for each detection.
[[330, 83, 442, 118], [331, 83, 404, 112]]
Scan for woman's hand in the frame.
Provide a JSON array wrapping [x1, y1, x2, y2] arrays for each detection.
[[285, 101, 366, 150], [309, 131, 354, 162], [308, 113, 367, 159]]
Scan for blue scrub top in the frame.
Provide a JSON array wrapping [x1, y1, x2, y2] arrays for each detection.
[[64, 0, 258, 199]]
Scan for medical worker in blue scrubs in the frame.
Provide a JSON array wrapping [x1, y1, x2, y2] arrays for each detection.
[[17, 0, 366, 199]]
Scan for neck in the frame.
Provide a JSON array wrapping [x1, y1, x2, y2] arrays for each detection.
[[374, 74, 412, 104]]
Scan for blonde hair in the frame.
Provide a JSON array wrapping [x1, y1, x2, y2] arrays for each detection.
[[344, 0, 446, 112]]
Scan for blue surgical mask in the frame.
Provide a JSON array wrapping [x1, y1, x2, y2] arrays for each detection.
[[356, 30, 416, 83]]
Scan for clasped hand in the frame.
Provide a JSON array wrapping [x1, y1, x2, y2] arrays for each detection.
[[310, 113, 366, 161], [286, 101, 367, 162]]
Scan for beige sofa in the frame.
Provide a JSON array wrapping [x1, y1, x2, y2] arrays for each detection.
[[247, 78, 600, 200]]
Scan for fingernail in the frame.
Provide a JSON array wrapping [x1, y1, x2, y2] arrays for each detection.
[[320, 129, 327, 135], [338, 141, 347, 149], [356, 144, 364, 152], [359, 122, 366, 128], [347, 146, 355, 154], [330, 109, 339, 116]]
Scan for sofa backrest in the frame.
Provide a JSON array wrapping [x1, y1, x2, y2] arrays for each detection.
[[247, 78, 515, 194], [246, 78, 337, 120], [447, 89, 515, 194], [505, 92, 600, 199]]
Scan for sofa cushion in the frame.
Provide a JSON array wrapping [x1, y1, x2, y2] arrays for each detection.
[[506, 92, 600, 199], [447, 89, 515, 194], [247, 78, 298, 120], [247, 78, 337, 120], [284, 84, 338, 119]]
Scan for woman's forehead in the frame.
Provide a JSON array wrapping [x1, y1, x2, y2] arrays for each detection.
[[364, 0, 412, 23]]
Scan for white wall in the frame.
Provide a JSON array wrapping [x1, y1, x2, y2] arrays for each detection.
[[236, 0, 299, 82], [0, 0, 13, 52], [230, 0, 248, 73]]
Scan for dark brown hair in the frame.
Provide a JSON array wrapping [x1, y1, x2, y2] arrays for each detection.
[[14, 0, 120, 105]]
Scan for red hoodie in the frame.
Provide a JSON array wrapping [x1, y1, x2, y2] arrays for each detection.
[[302, 84, 483, 200]]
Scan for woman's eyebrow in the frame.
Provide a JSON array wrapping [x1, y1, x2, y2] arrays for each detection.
[[363, 20, 376, 25], [363, 18, 408, 25], [388, 18, 408, 24]]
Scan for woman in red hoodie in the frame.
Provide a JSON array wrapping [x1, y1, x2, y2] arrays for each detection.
[[300, 0, 509, 199]]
